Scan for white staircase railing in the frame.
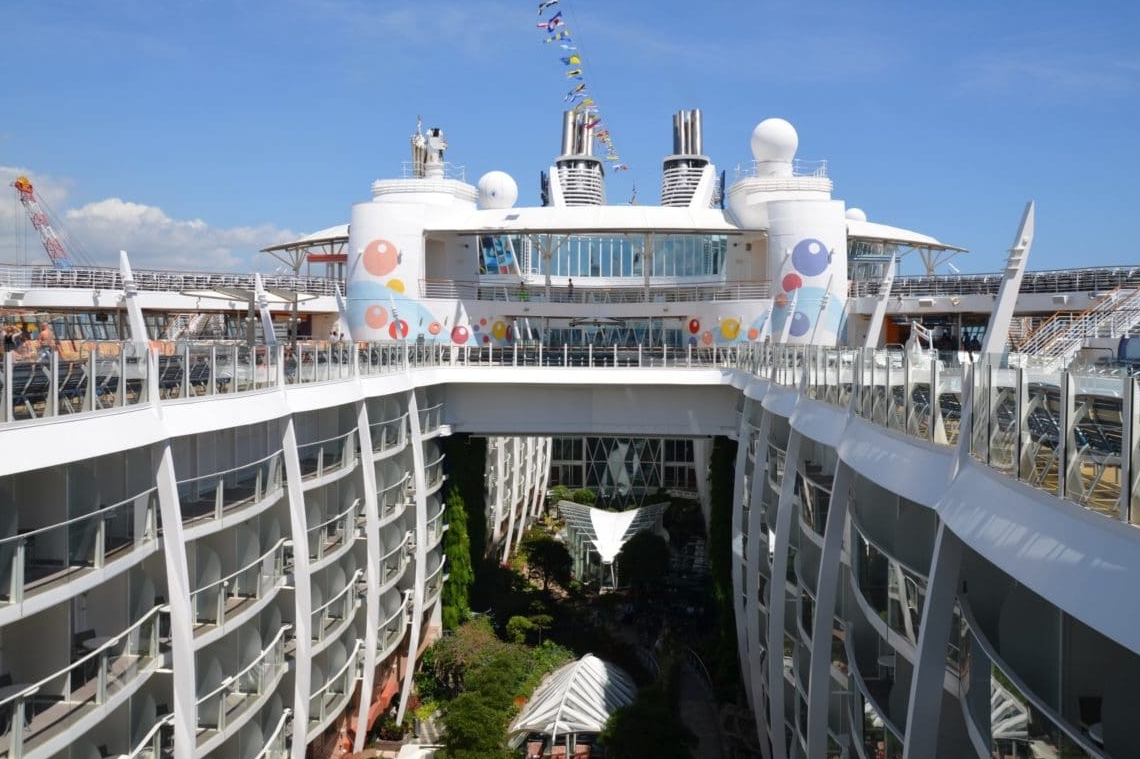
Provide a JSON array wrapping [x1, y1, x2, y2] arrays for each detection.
[[1014, 287, 1140, 367]]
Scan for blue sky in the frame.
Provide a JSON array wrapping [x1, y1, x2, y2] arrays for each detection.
[[2, 0, 1138, 274]]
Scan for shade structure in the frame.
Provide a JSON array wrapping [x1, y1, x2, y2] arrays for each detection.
[[557, 501, 669, 564], [508, 655, 637, 747]]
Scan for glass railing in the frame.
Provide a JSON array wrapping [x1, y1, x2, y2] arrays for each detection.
[[308, 639, 363, 732], [1, 343, 150, 423], [418, 402, 444, 435], [377, 475, 411, 524], [424, 561, 447, 606], [425, 504, 448, 548], [307, 498, 360, 562], [297, 427, 357, 481], [0, 603, 167, 755], [195, 624, 291, 735], [176, 450, 284, 526], [380, 533, 412, 587], [423, 454, 446, 493], [123, 714, 175, 758], [369, 412, 407, 454], [958, 606, 1106, 758], [163, 343, 280, 396], [377, 594, 410, 658], [253, 708, 292, 759], [188, 538, 288, 628], [285, 343, 356, 385], [312, 569, 363, 646], [0, 487, 159, 605]]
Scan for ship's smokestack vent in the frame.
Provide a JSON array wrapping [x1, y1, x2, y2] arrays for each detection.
[[551, 110, 605, 206], [661, 109, 713, 207]]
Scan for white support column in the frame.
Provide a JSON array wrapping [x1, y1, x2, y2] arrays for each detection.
[[805, 464, 853, 759], [730, 404, 754, 704], [980, 202, 1034, 357], [901, 522, 964, 759], [397, 391, 429, 725], [153, 444, 196, 759], [499, 438, 516, 563], [352, 402, 380, 754], [283, 420, 315, 759], [766, 431, 803, 759]]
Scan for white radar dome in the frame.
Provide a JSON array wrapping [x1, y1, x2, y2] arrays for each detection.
[[845, 207, 867, 222], [477, 171, 518, 210], [750, 118, 799, 163]]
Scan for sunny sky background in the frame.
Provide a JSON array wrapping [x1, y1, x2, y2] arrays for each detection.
[[1, 0, 1137, 275]]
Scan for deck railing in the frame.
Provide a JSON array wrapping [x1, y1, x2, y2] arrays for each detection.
[[175, 449, 284, 526], [188, 538, 289, 628], [370, 412, 408, 454], [377, 595, 410, 659], [297, 427, 357, 481], [307, 638, 363, 734], [0, 603, 167, 755], [195, 624, 291, 735], [0, 487, 159, 605], [307, 498, 360, 562], [377, 474, 412, 525], [312, 569, 363, 646]]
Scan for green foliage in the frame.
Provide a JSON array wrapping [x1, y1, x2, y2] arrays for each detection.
[[442, 435, 488, 559], [617, 530, 671, 596], [571, 487, 597, 506], [707, 436, 742, 701], [441, 485, 474, 630], [519, 527, 572, 591], [440, 692, 514, 759], [548, 484, 573, 505], [600, 682, 697, 759], [506, 615, 535, 643]]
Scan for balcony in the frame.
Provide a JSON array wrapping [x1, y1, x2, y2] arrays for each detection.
[[307, 498, 361, 567], [307, 639, 363, 740], [297, 427, 357, 484], [312, 568, 363, 651], [377, 594, 411, 661], [424, 561, 447, 608], [376, 474, 411, 527], [189, 538, 289, 633], [176, 450, 284, 532], [418, 402, 444, 437], [379, 533, 413, 589], [0, 487, 159, 610], [369, 412, 408, 458], [425, 504, 449, 549], [422, 454, 446, 496], [0, 604, 167, 757], [195, 625, 291, 750]]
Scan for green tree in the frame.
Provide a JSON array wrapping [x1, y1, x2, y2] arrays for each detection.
[[441, 485, 474, 630], [505, 615, 535, 643], [617, 530, 671, 599], [440, 692, 513, 759], [548, 484, 573, 506], [519, 527, 572, 591], [571, 487, 597, 506], [600, 683, 697, 759]]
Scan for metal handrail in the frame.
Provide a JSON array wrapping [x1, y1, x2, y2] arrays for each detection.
[[195, 624, 292, 707], [0, 486, 156, 547], [175, 449, 283, 488], [188, 537, 288, 615]]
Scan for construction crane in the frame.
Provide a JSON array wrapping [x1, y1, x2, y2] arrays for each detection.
[[13, 175, 72, 269]]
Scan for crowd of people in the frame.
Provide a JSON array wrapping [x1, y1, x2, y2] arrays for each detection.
[[1, 322, 57, 362]]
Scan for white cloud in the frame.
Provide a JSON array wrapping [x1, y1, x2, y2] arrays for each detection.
[[1, 166, 297, 272]]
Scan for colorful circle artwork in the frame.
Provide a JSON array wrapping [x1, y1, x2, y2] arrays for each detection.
[[491, 320, 508, 340], [482, 334, 490, 343], [363, 238, 400, 277], [428, 322, 441, 335], [386, 279, 405, 294], [688, 318, 701, 334], [451, 325, 470, 344], [365, 305, 389, 329], [782, 272, 803, 292], [774, 293, 789, 308], [701, 331, 713, 346], [688, 335, 698, 347], [388, 319, 409, 339], [789, 312, 811, 337], [748, 328, 760, 340], [480, 318, 488, 326], [791, 238, 829, 277], [720, 318, 741, 340]]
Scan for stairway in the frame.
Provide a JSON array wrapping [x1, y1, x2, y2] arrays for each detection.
[[1014, 287, 1140, 368]]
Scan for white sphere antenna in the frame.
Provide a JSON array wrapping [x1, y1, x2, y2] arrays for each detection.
[[750, 118, 799, 174], [477, 171, 519, 209], [845, 207, 867, 222]]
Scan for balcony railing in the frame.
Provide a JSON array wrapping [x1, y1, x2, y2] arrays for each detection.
[[195, 624, 291, 736], [380, 533, 413, 587], [426, 505, 449, 549], [189, 538, 288, 628], [312, 569, 363, 647], [0, 262, 340, 296], [176, 449, 284, 526], [0, 603, 167, 756], [370, 412, 408, 455], [307, 498, 360, 562], [377, 474, 411, 525], [419, 277, 772, 303], [418, 402, 444, 435], [424, 561, 447, 606], [377, 594, 411, 659], [124, 713, 175, 758], [0, 487, 159, 605], [297, 427, 357, 481], [1, 345, 149, 423], [423, 454, 446, 494], [253, 708, 292, 759], [308, 638, 363, 735]]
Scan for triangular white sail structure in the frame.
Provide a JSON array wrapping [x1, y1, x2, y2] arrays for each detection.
[[508, 655, 637, 747]]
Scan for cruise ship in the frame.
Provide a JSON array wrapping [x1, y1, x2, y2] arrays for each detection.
[[1, 108, 1139, 759]]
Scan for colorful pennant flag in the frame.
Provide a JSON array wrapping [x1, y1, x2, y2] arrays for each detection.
[[537, 0, 559, 14]]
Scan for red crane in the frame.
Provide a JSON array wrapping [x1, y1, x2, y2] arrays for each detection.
[[13, 175, 72, 269]]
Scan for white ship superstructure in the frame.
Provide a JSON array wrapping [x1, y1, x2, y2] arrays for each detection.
[[0, 110, 1138, 759]]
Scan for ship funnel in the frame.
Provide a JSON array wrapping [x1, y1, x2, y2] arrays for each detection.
[[548, 110, 605, 206], [661, 109, 715, 207]]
